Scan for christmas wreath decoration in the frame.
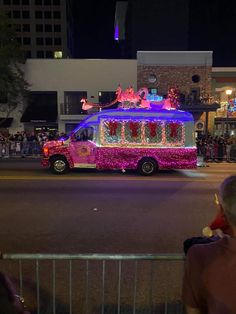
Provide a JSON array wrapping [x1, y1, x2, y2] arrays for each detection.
[[129, 121, 140, 138]]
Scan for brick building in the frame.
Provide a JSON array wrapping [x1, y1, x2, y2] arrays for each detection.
[[137, 51, 219, 134]]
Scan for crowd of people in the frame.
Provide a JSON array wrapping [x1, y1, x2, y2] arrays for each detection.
[[1, 130, 236, 161], [0, 130, 65, 158], [196, 134, 236, 162]]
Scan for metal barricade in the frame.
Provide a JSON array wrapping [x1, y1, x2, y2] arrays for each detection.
[[0, 253, 185, 314]]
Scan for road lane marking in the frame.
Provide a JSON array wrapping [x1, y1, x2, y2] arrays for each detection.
[[0, 175, 224, 182]]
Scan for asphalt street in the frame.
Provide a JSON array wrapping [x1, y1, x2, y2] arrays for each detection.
[[0, 159, 235, 255]]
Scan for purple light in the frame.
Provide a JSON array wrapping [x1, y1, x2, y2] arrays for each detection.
[[114, 24, 119, 41]]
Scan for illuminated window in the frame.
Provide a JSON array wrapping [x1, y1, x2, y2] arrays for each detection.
[[54, 51, 62, 58]]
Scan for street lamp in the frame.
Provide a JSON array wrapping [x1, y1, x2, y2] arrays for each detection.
[[225, 89, 233, 135]]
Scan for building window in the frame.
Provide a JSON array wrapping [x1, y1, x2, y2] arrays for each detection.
[[24, 50, 31, 58], [44, 0, 51, 4], [13, 10, 21, 18], [36, 24, 43, 32], [64, 92, 87, 115], [44, 11, 52, 19], [35, 11, 43, 18], [22, 10, 30, 18], [13, 23, 21, 32], [148, 74, 157, 83], [36, 37, 44, 45], [0, 92, 8, 104], [6, 11, 12, 18], [37, 50, 44, 58], [98, 91, 116, 106], [22, 24, 30, 32], [35, 0, 42, 4], [54, 37, 61, 45], [53, 0, 60, 5], [54, 24, 61, 32], [45, 37, 52, 45], [22, 0, 29, 4], [53, 11, 60, 19], [54, 50, 62, 58], [192, 75, 201, 83], [3, 0, 11, 4], [12, 0, 20, 4], [23, 37, 31, 45], [16, 37, 22, 44], [45, 51, 53, 58], [45, 24, 52, 32]]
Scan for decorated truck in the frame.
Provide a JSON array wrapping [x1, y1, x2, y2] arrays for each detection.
[[41, 107, 197, 175]]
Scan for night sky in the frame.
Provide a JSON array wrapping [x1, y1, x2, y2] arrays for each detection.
[[74, 0, 119, 59], [74, 0, 236, 67]]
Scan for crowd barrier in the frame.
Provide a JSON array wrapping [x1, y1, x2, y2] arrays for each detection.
[[0, 253, 185, 314]]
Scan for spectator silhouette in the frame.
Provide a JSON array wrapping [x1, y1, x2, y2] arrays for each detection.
[[183, 176, 236, 314]]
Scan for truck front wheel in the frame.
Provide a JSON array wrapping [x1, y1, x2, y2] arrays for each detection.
[[138, 158, 157, 176], [50, 156, 69, 175]]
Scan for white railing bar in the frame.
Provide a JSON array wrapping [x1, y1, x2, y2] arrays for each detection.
[[117, 260, 121, 314], [36, 260, 40, 314], [1, 253, 185, 261], [133, 260, 138, 314], [69, 260, 72, 314], [18, 260, 23, 296], [52, 260, 56, 314], [101, 260, 105, 314], [85, 260, 89, 314]]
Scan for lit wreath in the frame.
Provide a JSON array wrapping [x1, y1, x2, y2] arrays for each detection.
[[77, 145, 91, 157]]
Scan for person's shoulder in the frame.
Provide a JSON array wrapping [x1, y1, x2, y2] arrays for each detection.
[[187, 237, 228, 259]]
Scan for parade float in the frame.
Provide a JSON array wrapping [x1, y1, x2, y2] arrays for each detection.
[[41, 86, 197, 175]]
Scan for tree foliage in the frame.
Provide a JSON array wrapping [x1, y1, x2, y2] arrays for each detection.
[[0, 11, 29, 122]]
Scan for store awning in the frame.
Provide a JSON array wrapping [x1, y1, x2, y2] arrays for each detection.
[[0, 118, 13, 128], [21, 92, 57, 123], [180, 102, 220, 113]]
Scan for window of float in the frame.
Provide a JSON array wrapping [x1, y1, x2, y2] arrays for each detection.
[[101, 119, 186, 147], [101, 119, 123, 145], [164, 121, 185, 146]]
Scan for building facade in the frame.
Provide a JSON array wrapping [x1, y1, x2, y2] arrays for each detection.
[[212, 68, 236, 136], [2, 51, 236, 136], [21, 58, 137, 134], [0, 0, 75, 59]]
